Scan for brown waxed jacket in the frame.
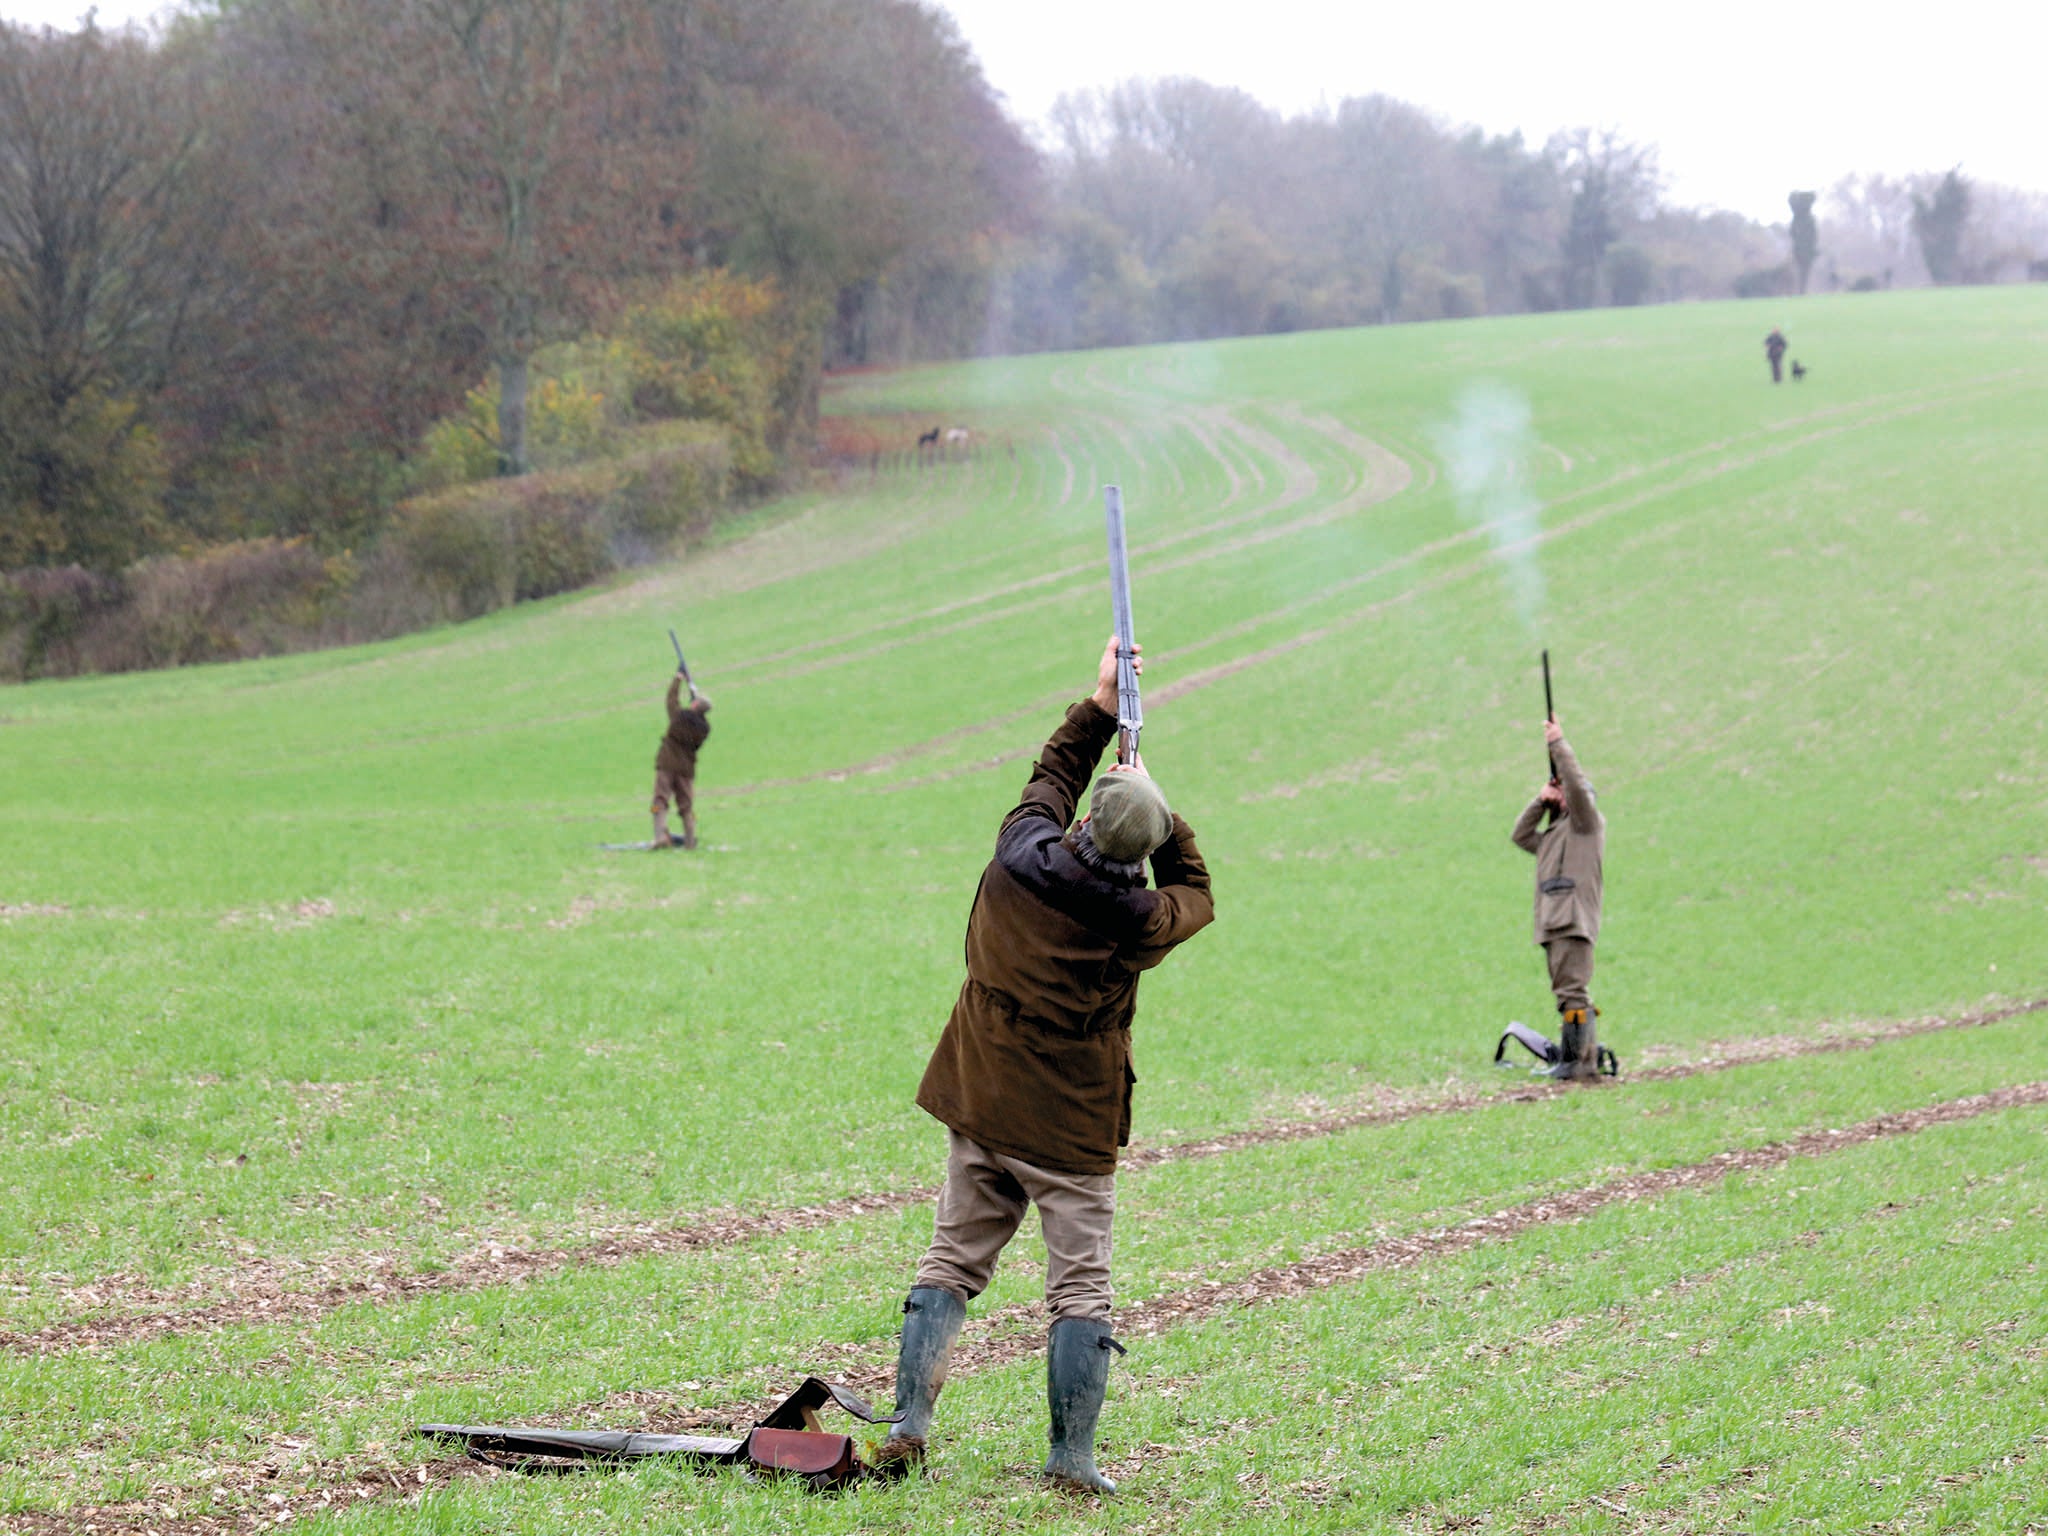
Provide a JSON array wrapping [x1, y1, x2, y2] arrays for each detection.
[[1510, 734, 1605, 945], [655, 677, 710, 777], [915, 698, 1214, 1175]]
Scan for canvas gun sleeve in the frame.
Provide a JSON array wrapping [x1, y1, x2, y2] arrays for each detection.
[[1002, 699, 1119, 836], [1510, 798, 1547, 854], [1552, 736, 1604, 834]]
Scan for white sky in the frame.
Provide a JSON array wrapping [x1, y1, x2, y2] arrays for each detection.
[[9, 0, 2043, 223], [938, 0, 2046, 223]]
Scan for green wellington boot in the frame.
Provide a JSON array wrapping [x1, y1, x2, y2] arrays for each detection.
[[1043, 1316, 1123, 1494], [872, 1286, 966, 1473]]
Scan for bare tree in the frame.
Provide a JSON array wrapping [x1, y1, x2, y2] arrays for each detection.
[[0, 20, 237, 567], [1912, 167, 1971, 286], [1959, 181, 2048, 284], [1324, 96, 1447, 323], [1548, 128, 1661, 308], [1821, 174, 1925, 287]]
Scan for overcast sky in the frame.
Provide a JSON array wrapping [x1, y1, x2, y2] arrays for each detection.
[[8, 0, 2041, 223]]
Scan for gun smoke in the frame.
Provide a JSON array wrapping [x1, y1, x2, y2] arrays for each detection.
[[1435, 382, 1546, 635]]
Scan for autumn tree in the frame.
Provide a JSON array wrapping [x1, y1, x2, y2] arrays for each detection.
[[1163, 204, 1285, 338], [660, 0, 1034, 366], [995, 206, 1155, 353], [279, 0, 683, 477]]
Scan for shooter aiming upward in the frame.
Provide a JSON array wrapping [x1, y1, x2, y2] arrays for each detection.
[[876, 495, 1214, 1493], [1509, 655, 1607, 1079], [650, 632, 711, 850]]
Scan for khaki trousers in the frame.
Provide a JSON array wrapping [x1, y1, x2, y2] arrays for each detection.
[[915, 1130, 1116, 1322], [650, 768, 695, 818], [1544, 936, 1594, 1013]]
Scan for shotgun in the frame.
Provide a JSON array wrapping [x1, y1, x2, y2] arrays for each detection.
[[669, 629, 698, 701], [420, 1376, 896, 1492], [1542, 648, 1556, 775], [1542, 648, 1559, 825], [1104, 486, 1142, 764]]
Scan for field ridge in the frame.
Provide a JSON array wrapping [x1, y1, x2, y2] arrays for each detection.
[[15, 1078, 2043, 1536]]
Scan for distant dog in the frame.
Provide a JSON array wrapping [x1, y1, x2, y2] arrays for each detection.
[[1790, 360, 1807, 382], [943, 426, 970, 447], [916, 426, 941, 451]]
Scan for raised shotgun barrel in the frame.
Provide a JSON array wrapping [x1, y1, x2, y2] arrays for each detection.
[[1541, 647, 1559, 823], [1105, 485, 1142, 764], [669, 628, 698, 700], [1542, 648, 1558, 777]]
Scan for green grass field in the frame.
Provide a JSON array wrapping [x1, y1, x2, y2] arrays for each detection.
[[3, 286, 2046, 1534]]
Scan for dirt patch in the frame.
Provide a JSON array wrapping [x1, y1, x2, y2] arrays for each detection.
[[6, 1000, 2040, 1355], [730, 1073, 2048, 1417], [1127, 999, 2048, 1170], [0, 1189, 938, 1356], [215, 898, 338, 931], [19, 1078, 2043, 1536], [1109, 1080, 2048, 1341]]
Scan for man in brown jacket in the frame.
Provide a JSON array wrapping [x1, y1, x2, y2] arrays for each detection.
[[1510, 717, 1607, 1078], [877, 637, 1214, 1493], [651, 673, 710, 849]]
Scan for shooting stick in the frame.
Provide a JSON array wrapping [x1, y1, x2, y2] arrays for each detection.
[[1105, 486, 1142, 764]]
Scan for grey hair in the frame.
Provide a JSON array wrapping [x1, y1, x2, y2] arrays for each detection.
[[1065, 822, 1145, 884]]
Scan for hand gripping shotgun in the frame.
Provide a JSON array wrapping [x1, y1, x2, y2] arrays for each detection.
[[669, 629, 698, 701], [1105, 485, 1142, 765]]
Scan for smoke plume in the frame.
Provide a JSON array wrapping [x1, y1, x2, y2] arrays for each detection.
[[1435, 381, 1545, 634]]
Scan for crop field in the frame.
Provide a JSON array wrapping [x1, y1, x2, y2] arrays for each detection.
[[3, 286, 2046, 1534]]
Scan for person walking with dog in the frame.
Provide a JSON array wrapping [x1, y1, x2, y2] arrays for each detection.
[[1765, 326, 1788, 383], [1510, 717, 1607, 1079], [875, 636, 1214, 1493]]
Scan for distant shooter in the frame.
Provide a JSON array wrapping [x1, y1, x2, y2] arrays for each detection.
[[1765, 327, 1788, 384], [876, 637, 1214, 1493], [1511, 717, 1607, 1079], [651, 672, 711, 849]]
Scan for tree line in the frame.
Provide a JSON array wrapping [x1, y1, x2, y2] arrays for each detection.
[[4, 6, 2045, 587], [991, 80, 2046, 353], [0, 0, 1033, 575]]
